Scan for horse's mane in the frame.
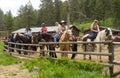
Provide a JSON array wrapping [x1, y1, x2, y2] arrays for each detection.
[[60, 30, 72, 41]]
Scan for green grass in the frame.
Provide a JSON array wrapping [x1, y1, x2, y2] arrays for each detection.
[[0, 42, 22, 65], [99, 18, 113, 27], [0, 42, 4, 50], [23, 57, 110, 78], [74, 22, 92, 31]]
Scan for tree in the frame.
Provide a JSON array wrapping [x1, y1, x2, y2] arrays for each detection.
[[112, 0, 120, 29], [38, 0, 56, 26], [4, 11, 14, 32], [17, 2, 36, 28], [0, 9, 5, 31], [55, 0, 60, 22]]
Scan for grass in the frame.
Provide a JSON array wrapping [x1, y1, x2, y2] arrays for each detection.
[[23, 57, 110, 78], [0, 42, 4, 50], [0, 42, 22, 65]]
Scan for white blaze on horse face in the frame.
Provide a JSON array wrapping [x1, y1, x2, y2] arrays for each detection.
[[107, 28, 114, 39], [107, 28, 112, 36]]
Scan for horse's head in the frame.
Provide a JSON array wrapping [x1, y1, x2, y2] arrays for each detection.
[[31, 33, 39, 44], [105, 28, 113, 40], [60, 29, 72, 41]]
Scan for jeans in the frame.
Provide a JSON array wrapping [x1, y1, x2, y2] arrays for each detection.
[[54, 34, 60, 42], [90, 32, 97, 41]]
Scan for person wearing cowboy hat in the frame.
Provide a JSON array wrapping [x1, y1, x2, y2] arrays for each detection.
[[53, 20, 68, 48], [59, 20, 68, 33]]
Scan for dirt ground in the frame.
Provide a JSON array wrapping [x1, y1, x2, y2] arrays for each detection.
[[0, 44, 120, 78], [0, 63, 38, 78]]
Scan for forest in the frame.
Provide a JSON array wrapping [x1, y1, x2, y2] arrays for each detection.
[[0, 0, 120, 32]]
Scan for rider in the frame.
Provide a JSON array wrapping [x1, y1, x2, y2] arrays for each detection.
[[41, 23, 48, 33], [90, 20, 100, 41], [54, 22, 61, 42], [54, 20, 68, 42], [25, 26, 32, 39]]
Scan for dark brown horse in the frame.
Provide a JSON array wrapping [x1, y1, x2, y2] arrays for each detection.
[[32, 32, 57, 58], [13, 33, 31, 54]]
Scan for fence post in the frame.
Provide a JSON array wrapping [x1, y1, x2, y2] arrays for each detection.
[[39, 42, 45, 56], [83, 43, 87, 60], [39, 42, 41, 56], [8, 42, 10, 52], [108, 41, 114, 77]]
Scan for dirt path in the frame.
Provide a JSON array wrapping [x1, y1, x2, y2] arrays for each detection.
[[0, 63, 37, 78]]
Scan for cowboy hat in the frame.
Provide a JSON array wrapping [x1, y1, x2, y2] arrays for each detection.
[[60, 20, 67, 25]]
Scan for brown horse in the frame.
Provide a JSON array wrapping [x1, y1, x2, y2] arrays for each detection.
[[113, 35, 120, 42], [32, 32, 57, 58], [59, 30, 73, 58]]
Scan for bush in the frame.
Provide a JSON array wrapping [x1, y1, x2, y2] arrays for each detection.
[[23, 57, 109, 78]]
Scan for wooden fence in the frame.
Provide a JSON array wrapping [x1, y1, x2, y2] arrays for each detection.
[[3, 41, 120, 77]]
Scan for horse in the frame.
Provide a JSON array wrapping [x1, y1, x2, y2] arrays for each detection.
[[112, 35, 120, 42], [31, 33, 39, 51], [94, 28, 113, 61], [13, 33, 31, 54], [32, 32, 57, 58], [59, 29, 73, 58], [82, 28, 113, 61], [81, 34, 95, 60]]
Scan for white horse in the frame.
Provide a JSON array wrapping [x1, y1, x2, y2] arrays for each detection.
[[82, 28, 113, 61], [94, 28, 113, 61]]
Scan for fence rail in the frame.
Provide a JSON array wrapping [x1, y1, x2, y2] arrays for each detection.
[[3, 40, 120, 77]]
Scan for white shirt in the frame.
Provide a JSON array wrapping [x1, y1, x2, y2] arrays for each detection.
[[55, 24, 61, 34], [25, 30, 32, 37]]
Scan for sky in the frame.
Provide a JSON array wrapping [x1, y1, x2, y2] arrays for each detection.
[[0, 0, 40, 16], [0, 0, 65, 17]]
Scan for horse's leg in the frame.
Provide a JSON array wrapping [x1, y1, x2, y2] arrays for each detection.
[[64, 44, 69, 58], [71, 44, 77, 59], [88, 43, 95, 60], [40, 45, 45, 56], [49, 45, 57, 58], [83, 44, 87, 60], [23, 45, 28, 55], [96, 44, 101, 61], [17, 44, 21, 54], [48, 45, 52, 57], [99, 44, 102, 62], [11, 44, 14, 52]]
